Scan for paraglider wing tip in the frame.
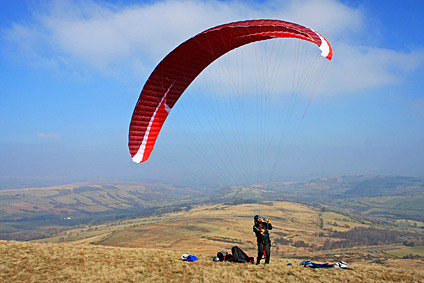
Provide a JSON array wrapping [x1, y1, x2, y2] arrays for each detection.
[[131, 152, 144, 163], [316, 32, 333, 60]]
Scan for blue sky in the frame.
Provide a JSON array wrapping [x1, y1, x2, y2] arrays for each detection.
[[0, 0, 423, 188]]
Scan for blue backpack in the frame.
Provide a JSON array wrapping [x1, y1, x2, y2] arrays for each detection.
[[182, 254, 198, 262]]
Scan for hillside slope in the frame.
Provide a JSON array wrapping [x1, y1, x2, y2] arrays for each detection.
[[1, 240, 423, 282], [36, 201, 424, 262], [37, 201, 321, 255]]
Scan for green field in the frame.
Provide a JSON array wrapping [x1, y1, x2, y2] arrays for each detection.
[[385, 245, 424, 257]]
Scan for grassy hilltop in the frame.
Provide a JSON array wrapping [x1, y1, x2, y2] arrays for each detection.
[[1, 200, 424, 281], [1, 176, 424, 281], [1, 240, 423, 282]]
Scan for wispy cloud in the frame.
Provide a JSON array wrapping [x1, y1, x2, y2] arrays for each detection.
[[414, 97, 424, 118], [2, 0, 423, 94], [37, 133, 61, 140]]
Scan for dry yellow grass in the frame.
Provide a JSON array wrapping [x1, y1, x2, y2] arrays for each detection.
[[1, 240, 423, 282]]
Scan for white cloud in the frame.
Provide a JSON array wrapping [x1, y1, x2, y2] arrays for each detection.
[[2, 0, 423, 94], [321, 44, 424, 94], [277, 0, 364, 37]]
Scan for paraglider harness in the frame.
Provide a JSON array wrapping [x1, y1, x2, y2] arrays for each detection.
[[216, 246, 254, 263], [253, 216, 271, 241], [300, 261, 348, 269]]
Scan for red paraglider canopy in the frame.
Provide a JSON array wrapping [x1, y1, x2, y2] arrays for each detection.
[[129, 19, 332, 163]]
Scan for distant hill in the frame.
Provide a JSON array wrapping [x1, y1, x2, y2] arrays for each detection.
[[342, 176, 424, 197], [0, 181, 203, 215], [272, 175, 424, 199], [268, 175, 424, 222], [0, 182, 205, 240], [1, 175, 423, 240]]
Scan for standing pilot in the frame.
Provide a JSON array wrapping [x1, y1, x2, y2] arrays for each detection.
[[253, 215, 272, 264]]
